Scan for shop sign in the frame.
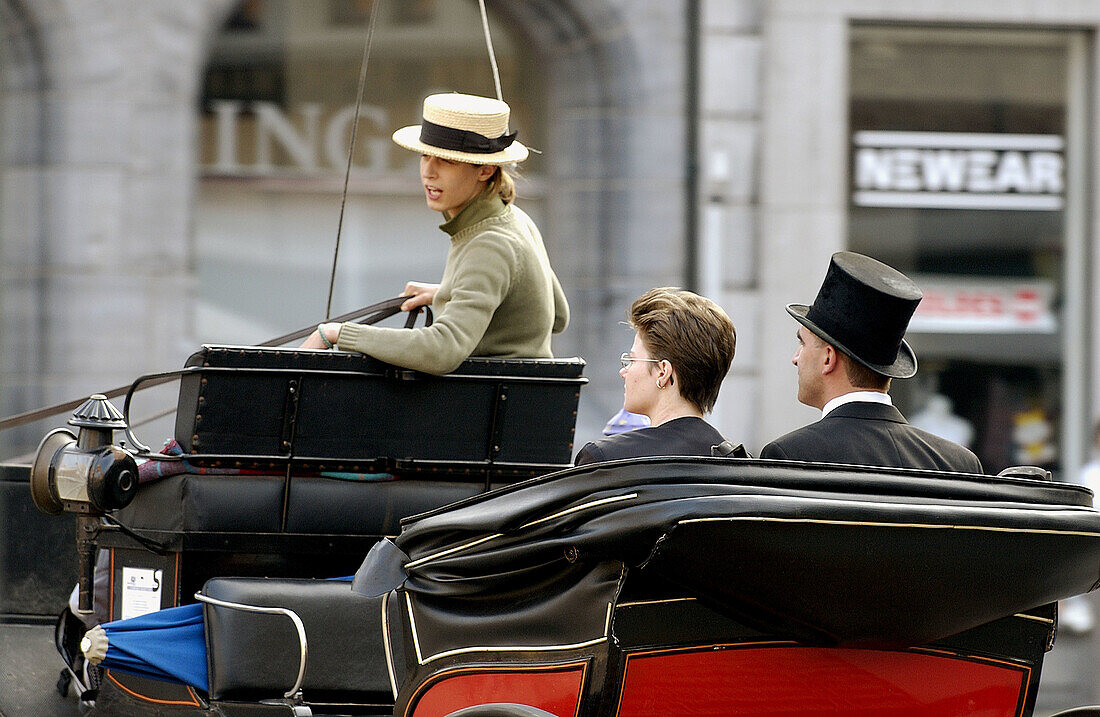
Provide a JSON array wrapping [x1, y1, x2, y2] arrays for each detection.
[[852, 131, 1064, 211], [908, 277, 1056, 333], [204, 100, 393, 175]]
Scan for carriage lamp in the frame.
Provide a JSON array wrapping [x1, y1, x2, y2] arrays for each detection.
[[30, 394, 139, 613]]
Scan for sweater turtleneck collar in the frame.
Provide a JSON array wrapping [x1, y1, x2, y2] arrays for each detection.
[[439, 192, 507, 237]]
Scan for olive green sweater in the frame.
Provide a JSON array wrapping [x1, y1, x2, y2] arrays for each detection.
[[336, 194, 569, 374]]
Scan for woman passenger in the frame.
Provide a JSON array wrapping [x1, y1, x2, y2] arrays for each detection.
[[574, 287, 737, 465], [302, 93, 569, 374]]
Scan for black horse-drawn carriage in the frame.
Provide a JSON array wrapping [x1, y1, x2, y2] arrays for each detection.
[[13, 344, 1100, 716]]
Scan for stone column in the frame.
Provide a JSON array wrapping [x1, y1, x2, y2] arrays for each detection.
[[697, 0, 763, 448]]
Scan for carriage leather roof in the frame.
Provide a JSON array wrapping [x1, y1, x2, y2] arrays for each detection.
[[354, 457, 1100, 656]]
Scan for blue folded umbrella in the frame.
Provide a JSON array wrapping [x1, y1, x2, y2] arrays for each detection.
[[98, 603, 208, 690], [92, 576, 354, 692]]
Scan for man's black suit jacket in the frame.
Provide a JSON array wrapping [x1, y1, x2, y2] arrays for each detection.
[[575, 416, 726, 466], [760, 400, 983, 474]]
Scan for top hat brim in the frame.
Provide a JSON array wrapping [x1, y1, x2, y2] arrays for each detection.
[[787, 304, 917, 379], [392, 125, 529, 165]]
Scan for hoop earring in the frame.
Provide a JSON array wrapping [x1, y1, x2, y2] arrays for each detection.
[[656, 380, 664, 389]]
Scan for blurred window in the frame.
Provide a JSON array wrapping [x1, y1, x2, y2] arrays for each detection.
[[848, 26, 1081, 474]]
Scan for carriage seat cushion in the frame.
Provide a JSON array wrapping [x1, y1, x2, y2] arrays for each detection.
[[202, 577, 400, 701], [113, 473, 482, 535]]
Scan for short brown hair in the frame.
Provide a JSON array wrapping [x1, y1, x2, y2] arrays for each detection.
[[629, 287, 736, 414], [843, 353, 891, 391]]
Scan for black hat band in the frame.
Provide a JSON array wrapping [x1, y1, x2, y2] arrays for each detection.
[[419, 120, 518, 154]]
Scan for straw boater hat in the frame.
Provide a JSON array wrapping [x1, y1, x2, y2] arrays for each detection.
[[392, 93, 529, 165], [787, 252, 923, 379]]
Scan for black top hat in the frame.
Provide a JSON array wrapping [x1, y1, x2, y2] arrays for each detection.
[[787, 252, 922, 379]]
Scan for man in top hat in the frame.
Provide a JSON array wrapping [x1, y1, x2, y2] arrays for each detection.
[[760, 252, 983, 473]]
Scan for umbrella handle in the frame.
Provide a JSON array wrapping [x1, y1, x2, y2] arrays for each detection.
[[81, 625, 109, 664], [194, 592, 307, 700]]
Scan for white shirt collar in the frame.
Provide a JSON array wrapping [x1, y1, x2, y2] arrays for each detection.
[[820, 390, 892, 419]]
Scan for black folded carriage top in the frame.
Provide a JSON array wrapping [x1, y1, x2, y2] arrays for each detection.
[[355, 457, 1100, 659]]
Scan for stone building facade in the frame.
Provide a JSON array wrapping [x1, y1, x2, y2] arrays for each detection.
[[3, 0, 1100, 484]]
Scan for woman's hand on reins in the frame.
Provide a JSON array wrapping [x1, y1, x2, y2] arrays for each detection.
[[401, 282, 439, 312]]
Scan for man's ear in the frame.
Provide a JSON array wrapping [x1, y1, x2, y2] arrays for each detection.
[[821, 345, 840, 376]]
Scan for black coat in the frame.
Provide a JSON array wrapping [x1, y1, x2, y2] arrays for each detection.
[[760, 401, 983, 474], [575, 416, 727, 466]]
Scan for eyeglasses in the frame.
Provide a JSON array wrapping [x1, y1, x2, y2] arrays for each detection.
[[620, 353, 661, 369]]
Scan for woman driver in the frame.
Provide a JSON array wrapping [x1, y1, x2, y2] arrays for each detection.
[[303, 93, 569, 374]]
